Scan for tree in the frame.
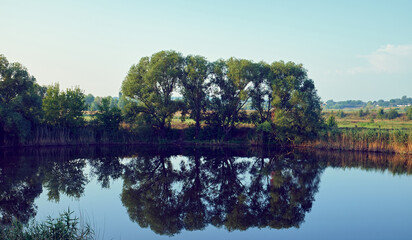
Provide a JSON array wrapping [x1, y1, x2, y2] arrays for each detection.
[[95, 97, 122, 137], [249, 62, 271, 124], [269, 61, 323, 143], [377, 108, 385, 119], [180, 55, 211, 138], [0, 54, 44, 144], [207, 58, 253, 139], [84, 94, 95, 110], [43, 84, 86, 128], [406, 106, 412, 120], [121, 50, 184, 133]]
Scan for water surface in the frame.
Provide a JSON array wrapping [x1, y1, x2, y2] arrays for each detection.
[[1, 146, 411, 239]]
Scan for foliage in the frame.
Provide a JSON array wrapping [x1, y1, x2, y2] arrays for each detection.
[[95, 97, 122, 135], [207, 58, 254, 139], [406, 106, 412, 120], [377, 108, 385, 119], [179, 55, 211, 138], [122, 50, 184, 132], [270, 61, 323, 143], [0, 210, 94, 240], [0, 54, 44, 143], [43, 84, 86, 128], [248, 62, 271, 124], [326, 115, 337, 128], [324, 96, 412, 109], [324, 99, 366, 109], [386, 108, 399, 120]]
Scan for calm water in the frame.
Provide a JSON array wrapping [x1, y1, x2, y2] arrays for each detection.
[[1, 146, 412, 239]]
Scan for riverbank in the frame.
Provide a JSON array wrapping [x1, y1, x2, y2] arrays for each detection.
[[2, 126, 411, 155]]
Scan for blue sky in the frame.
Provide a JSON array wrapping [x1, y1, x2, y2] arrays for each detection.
[[1, 0, 411, 101]]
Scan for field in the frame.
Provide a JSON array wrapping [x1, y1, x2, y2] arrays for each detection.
[[323, 107, 412, 130]]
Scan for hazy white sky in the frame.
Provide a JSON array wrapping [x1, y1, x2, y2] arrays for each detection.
[[1, 0, 411, 101]]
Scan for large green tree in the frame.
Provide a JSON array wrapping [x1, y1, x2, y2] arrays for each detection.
[[121, 50, 184, 133], [249, 62, 271, 124], [269, 61, 323, 143], [180, 55, 211, 138], [0, 54, 44, 144], [208, 58, 254, 139], [42, 84, 86, 128]]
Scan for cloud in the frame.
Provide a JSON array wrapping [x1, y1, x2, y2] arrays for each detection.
[[348, 44, 412, 74]]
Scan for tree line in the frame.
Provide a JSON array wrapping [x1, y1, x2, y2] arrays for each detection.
[[121, 50, 323, 142], [324, 96, 412, 109], [0, 51, 324, 146]]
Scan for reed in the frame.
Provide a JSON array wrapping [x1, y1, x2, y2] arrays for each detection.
[[305, 128, 412, 154], [0, 210, 94, 240]]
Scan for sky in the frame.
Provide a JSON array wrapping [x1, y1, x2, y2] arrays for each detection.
[[1, 0, 411, 101]]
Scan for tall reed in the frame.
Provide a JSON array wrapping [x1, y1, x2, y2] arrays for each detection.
[[306, 129, 412, 154]]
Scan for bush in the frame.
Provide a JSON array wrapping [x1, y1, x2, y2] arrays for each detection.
[[386, 108, 399, 120], [326, 115, 338, 128]]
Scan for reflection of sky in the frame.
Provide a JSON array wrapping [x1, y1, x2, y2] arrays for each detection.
[[34, 161, 412, 240]]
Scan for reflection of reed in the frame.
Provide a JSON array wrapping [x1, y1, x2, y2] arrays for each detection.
[[303, 149, 412, 175]]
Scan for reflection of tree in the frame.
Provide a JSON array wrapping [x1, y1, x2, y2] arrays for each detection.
[[41, 158, 88, 202], [121, 153, 182, 236], [179, 150, 208, 231], [89, 155, 123, 188], [263, 153, 323, 229], [202, 151, 250, 231], [120, 148, 325, 235], [0, 155, 42, 224]]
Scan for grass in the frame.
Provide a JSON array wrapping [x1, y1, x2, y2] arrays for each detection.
[[0, 210, 94, 240], [336, 119, 412, 130]]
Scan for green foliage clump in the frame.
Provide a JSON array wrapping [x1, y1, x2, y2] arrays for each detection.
[[43, 84, 86, 128], [405, 106, 412, 120], [0, 54, 44, 143], [386, 108, 399, 120], [326, 115, 337, 128], [0, 210, 94, 240], [122, 50, 184, 133], [270, 61, 323, 143]]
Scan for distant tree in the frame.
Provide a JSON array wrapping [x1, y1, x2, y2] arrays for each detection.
[[336, 110, 345, 118], [179, 55, 211, 138], [270, 61, 323, 143], [117, 93, 128, 110], [84, 94, 94, 110], [109, 97, 119, 109], [121, 50, 184, 133], [95, 97, 122, 135], [358, 109, 364, 117], [377, 108, 385, 119], [43, 84, 86, 127], [0, 54, 44, 143]]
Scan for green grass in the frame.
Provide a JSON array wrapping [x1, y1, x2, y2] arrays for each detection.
[[337, 119, 412, 130]]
